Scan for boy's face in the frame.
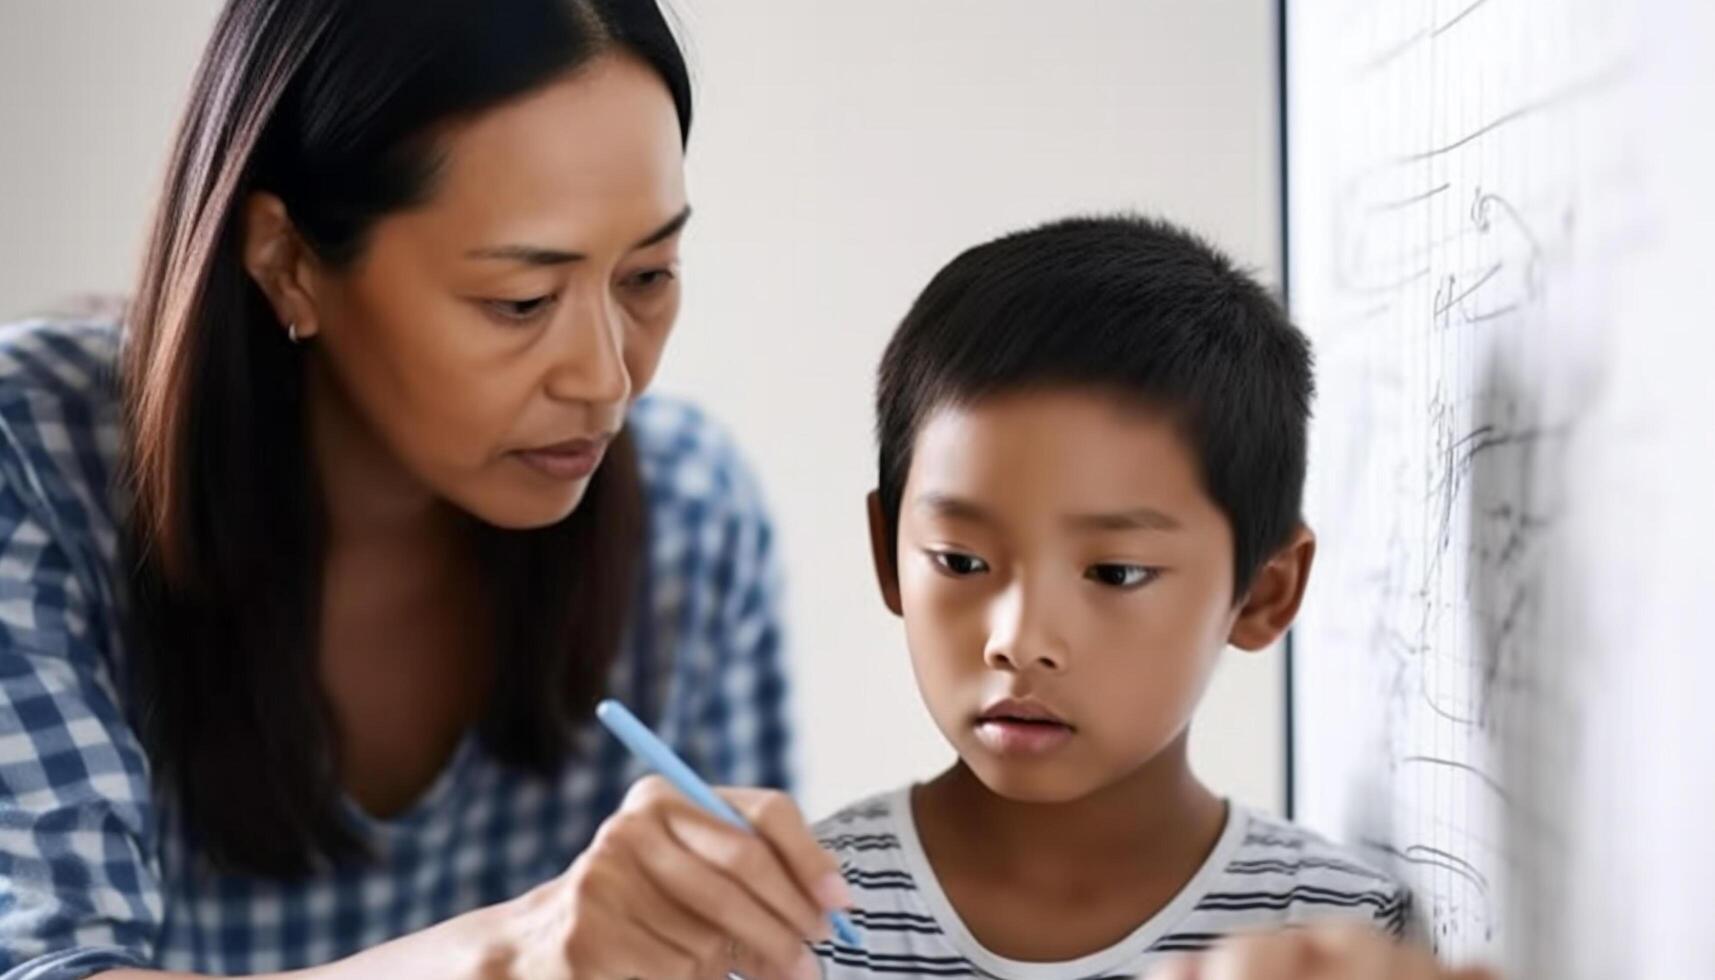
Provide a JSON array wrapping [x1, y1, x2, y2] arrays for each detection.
[[871, 388, 1310, 803]]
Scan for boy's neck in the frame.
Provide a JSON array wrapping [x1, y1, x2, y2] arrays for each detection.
[[913, 732, 1227, 894]]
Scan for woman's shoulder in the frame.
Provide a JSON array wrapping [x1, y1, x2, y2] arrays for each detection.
[[0, 316, 125, 536], [0, 315, 124, 403], [0, 317, 125, 436], [628, 394, 768, 521]]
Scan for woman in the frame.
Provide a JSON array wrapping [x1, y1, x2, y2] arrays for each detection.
[[0, 2, 845, 978]]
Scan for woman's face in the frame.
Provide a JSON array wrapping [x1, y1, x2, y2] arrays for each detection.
[[299, 53, 688, 529]]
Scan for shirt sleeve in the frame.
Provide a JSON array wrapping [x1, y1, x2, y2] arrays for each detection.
[[0, 428, 160, 978]]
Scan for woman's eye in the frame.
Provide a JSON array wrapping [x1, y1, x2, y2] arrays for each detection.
[[1086, 564, 1158, 589], [482, 295, 557, 323], [624, 266, 678, 292], [931, 551, 990, 577]]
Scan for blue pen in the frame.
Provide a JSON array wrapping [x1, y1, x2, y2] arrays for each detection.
[[595, 698, 862, 949]]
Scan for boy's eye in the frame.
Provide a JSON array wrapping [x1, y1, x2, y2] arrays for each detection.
[[482, 294, 558, 323], [1086, 564, 1158, 589], [930, 551, 990, 577]]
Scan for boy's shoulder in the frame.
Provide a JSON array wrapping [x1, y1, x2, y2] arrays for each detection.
[[1223, 807, 1399, 881], [1203, 806, 1411, 937], [812, 790, 909, 863]]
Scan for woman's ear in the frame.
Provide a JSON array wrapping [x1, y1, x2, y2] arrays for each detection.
[[867, 490, 903, 617], [1228, 523, 1316, 651], [240, 191, 322, 342]]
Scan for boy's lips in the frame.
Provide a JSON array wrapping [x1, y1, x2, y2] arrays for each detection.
[[977, 697, 1070, 726], [973, 697, 1075, 756]]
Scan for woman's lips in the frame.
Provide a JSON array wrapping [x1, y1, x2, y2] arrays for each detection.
[[512, 436, 609, 480]]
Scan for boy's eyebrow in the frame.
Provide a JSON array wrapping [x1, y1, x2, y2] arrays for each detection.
[[1064, 508, 1183, 532], [916, 493, 994, 525], [917, 496, 1182, 532], [465, 205, 693, 265]]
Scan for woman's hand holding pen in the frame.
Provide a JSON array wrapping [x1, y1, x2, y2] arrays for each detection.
[[494, 777, 846, 980]]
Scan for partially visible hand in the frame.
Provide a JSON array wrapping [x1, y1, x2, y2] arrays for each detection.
[[1143, 924, 1497, 980], [497, 776, 846, 980]]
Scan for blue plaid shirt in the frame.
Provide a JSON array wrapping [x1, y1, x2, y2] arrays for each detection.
[[0, 318, 794, 978]]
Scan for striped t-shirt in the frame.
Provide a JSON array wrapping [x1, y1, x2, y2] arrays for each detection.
[[811, 789, 1408, 980]]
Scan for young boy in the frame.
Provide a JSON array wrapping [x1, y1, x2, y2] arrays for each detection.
[[812, 215, 1407, 978]]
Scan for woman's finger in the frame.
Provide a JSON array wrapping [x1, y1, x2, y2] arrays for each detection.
[[730, 938, 821, 980], [665, 798, 831, 941], [1300, 923, 1395, 980], [1141, 952, 1203, 980], [587, 916, 700, 980], [628, 811, 818, 980], [605, 778, 821, 977], [541, 855, 700, 980], [623, 863, 734, 977], [722, 787, 852, 912], [1200, 929, 1316, 980]]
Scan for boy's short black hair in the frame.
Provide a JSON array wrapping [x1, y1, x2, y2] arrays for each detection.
[[876, 213, 1314, 598]]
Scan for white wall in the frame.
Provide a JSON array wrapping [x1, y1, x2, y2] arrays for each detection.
[[0, 1, 225, 317], [0, 0, 1284, 821]]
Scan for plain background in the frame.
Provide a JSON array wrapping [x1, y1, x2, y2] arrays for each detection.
[[0, 0, 1285, 820]]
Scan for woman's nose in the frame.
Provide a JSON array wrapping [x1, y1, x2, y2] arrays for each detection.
[[544, 290, 631, 406]]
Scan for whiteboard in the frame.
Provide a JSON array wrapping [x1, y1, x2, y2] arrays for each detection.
[[1286, 1, 1714, 977]]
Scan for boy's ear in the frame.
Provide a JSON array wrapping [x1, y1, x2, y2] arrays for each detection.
[[866, 490, 903, 617], [1228, 523, 1316, 651]]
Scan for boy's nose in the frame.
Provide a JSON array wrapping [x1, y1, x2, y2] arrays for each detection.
[[983, 584, 1070, 673], [984, 644, 1067, 673]]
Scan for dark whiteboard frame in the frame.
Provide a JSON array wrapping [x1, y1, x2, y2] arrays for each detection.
[[1275, 0, 1298, 823]]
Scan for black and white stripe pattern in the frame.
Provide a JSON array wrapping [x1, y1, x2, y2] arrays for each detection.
[[812, 789, 1409, 979]]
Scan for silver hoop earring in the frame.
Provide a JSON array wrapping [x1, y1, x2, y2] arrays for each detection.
[[287, 322, 300, 344]]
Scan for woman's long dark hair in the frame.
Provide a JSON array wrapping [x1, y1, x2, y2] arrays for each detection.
[[122, 0, 691, 877]]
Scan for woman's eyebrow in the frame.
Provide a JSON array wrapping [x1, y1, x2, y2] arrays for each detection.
[[633, 205, 692, 248], [465, 205, 694, 266]]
